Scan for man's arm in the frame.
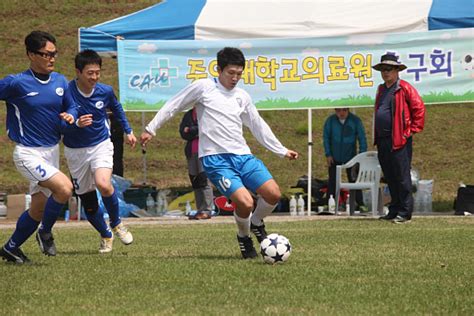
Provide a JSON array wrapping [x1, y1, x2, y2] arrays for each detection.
[[141, 80, 203, 146], [407, 84, 425, 134]]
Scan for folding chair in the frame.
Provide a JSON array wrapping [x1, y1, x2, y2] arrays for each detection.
[[335, 151, 382, 216]]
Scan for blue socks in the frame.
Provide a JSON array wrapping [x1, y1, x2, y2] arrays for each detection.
[[4, 211, 40, 251], [85, 210, 112, 238], [38, 196, 64, 234], [102, 191, 120, 229]]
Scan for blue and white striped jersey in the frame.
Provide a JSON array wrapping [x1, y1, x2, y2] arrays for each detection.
[[0, 69, 77, 147], [62, 80, 132, 148]]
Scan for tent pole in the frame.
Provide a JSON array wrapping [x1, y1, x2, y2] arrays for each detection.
[[307, 109, 312, 216], [142, 112, 147, 184]]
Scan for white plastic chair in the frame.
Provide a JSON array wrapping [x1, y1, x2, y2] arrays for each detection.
[[335, 151, 382, 216]]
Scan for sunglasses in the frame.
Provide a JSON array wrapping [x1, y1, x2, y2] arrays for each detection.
[[31, 50, 58, 60]]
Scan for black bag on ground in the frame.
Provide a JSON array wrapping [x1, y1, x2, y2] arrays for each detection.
[[293, 175, 328, 206], [454, 185, 474, 215]]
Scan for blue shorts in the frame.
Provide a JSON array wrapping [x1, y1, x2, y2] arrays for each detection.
[[201, 154, 273, 198]]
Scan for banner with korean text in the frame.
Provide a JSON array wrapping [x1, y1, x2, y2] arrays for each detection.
[[117, 28, 473, 111]]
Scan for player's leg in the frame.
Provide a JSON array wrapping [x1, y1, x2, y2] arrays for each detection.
[[0, 191, 48, 264], [94, 167, 132, 245], [93, 140, 132, 245], [239, 156, 279, 243], [36, 172, 74, 256], [201, 154, 256, 259], [79, 190, 114, 253]]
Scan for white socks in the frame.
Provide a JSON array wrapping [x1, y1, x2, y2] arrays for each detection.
[[251, 197, 277, 226], [234, 212, 251, 237]]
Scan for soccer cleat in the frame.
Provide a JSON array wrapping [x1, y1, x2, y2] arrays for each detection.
[[392, 215, 411, 224], [0, 246, 30, 264], [36, 231, 57, 256], [188, 211, 211, 220], [112, 223, 133, 245], [99, 237, 114, 254], [379, 212, 398, 221], [250, 222, 268, 243], [237, 235, 257, 259]]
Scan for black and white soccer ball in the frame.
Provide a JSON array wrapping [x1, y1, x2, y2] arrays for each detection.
[[260, 233, 292, 264]]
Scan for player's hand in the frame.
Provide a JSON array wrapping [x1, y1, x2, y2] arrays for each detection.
[[285, 150, 299, 160], [76, 114, 93, 128], [60, 112, 75, 124], [326, 156, 334, 167], [140, 131, 153, 147], [126, 133, 137, 149]]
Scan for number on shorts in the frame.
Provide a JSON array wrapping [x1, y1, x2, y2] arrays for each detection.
[[35, 164, 46, 177]]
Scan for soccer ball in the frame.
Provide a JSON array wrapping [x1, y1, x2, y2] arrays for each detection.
[[260, 233, 292, 264]]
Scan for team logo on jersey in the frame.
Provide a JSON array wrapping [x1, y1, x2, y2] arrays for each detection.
[[218, 176, 232, 192], [236, 98, 243, 107], [95, 101, 105, 109], [56, 87, 64, 96]]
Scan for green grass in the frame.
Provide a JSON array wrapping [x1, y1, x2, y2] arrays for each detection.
[[0, 217, 473, 315]]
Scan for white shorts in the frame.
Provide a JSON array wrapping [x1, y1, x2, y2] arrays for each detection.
[[65, 139, 114, 195], [13, 144, 60, 196]]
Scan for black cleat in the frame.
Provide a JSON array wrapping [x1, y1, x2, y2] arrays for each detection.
[[250, 222, 268, 244], [379, 213, 397, 221], [0, 246, 30, 264], [36, 231, 57, 256], [392, 215, 411, 224], [237, 235, 257, 259]]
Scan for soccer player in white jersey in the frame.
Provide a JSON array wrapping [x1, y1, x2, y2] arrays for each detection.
[[53, 49, 136, 253], [140, 47, 298, 259], [0, 31, 77, 264]]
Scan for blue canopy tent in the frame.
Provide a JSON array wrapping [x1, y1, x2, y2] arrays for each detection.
[[79, 0, 474, 56]]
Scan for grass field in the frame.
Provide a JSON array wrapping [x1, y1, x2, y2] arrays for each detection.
[[0, 216, 473, 315]]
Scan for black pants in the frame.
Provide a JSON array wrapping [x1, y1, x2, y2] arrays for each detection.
[[327, 161, 364, 207], [110, 115, 124, 177], [377, 137, 413, 218]]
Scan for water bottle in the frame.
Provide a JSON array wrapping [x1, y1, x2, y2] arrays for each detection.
[[289, 195, 297, 216], [328, 194, 336, 213], [156, 196, 164, 215], [25, 194, 31, 210], [185, 200, 192, 215], [345, 194, 351, 214], [297, 195, 305, 216], [64, 210, 70, 222], [146, 193, 155, 213]]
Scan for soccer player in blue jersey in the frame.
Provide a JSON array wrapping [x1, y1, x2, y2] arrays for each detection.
[[55, 49, 136, 253], [0, 31, 77, 264]]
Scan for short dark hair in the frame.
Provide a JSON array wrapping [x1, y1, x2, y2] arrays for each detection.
[[217, 47, 245, 71], [75, 49, 102, 72], [24, 31, 56, 55]]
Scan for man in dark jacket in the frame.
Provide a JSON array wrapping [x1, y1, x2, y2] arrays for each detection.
[[179, 107, 213, 219], [323, 108, 367, 210], [373, 52, 425, 223]]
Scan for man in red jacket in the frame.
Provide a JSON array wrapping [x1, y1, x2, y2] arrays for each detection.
[[373, 52, 425, 223]]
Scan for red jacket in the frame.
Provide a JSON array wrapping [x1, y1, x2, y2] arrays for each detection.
[[374, 79, 425, 150]]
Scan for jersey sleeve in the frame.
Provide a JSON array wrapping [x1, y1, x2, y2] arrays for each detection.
[[145, 80, 203, 136], [62, 82, 78, 120], [0, 75, 15, 101], [108, 88, 133, 134], [240, 93, 288, 157]]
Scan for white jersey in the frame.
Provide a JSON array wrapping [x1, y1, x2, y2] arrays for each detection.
[[146, 78, 288, 158]]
